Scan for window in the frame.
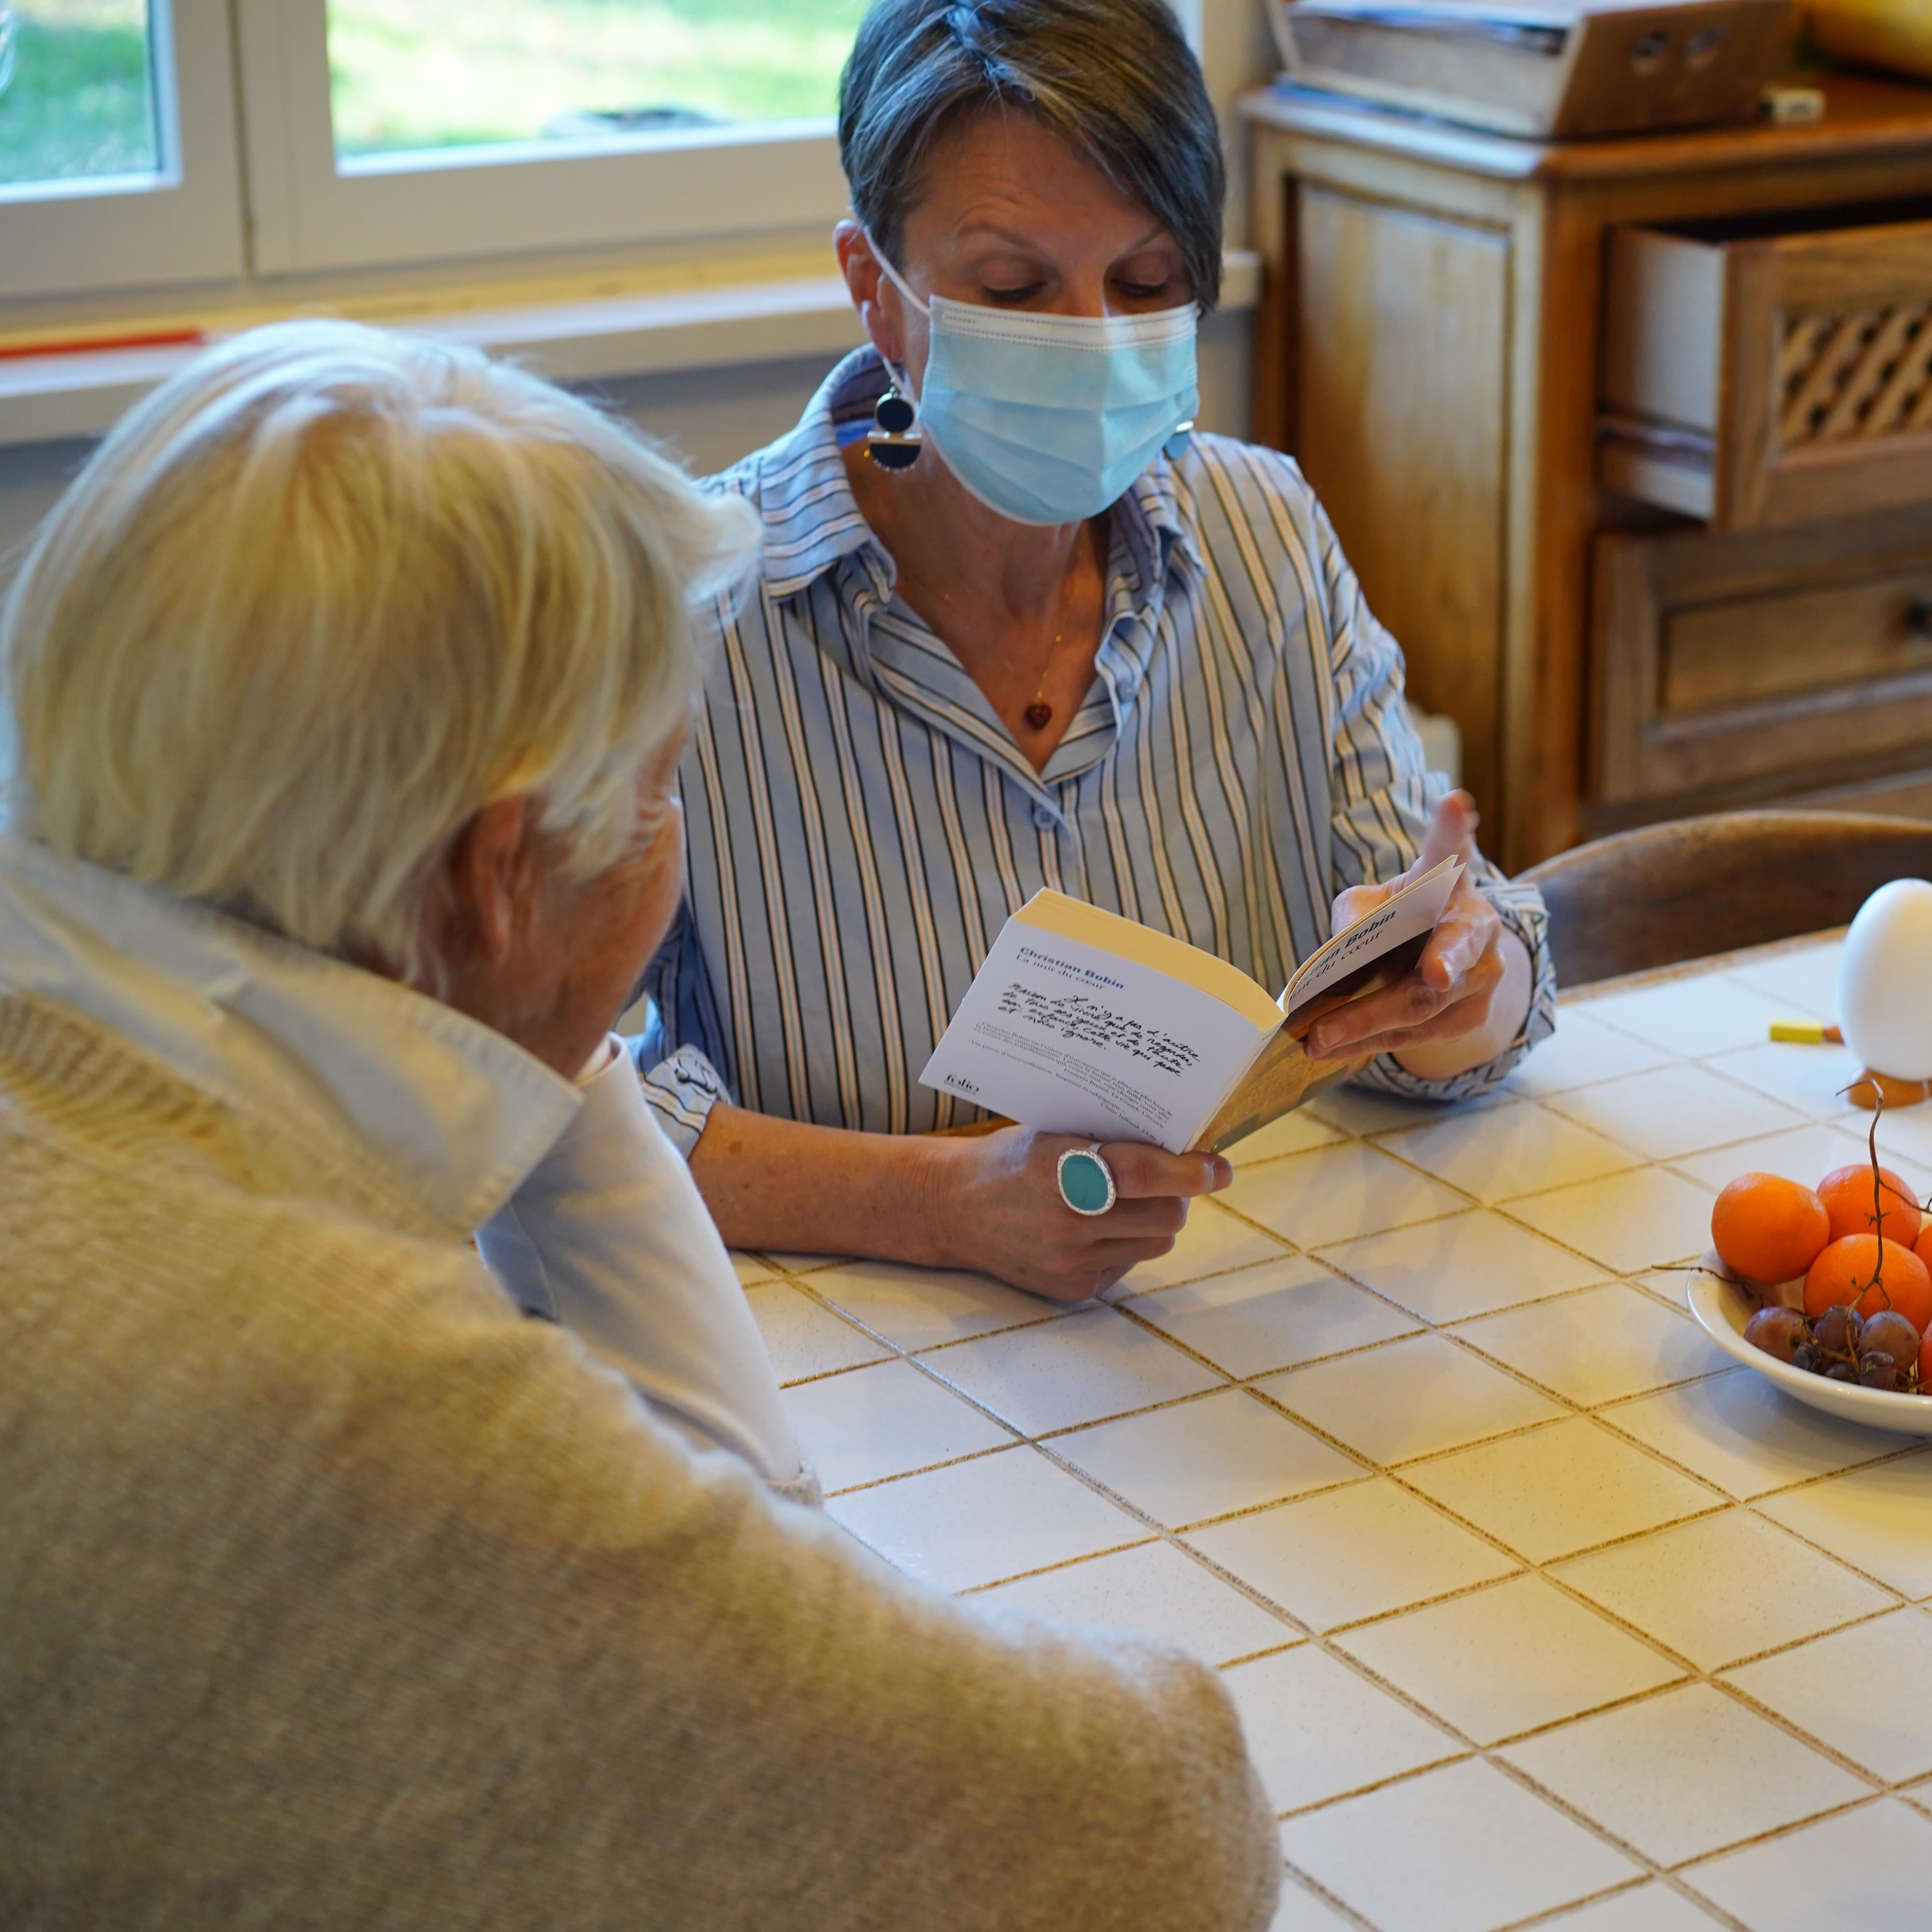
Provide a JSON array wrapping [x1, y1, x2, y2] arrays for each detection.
[[1, 0, 159, 186], [327, 0, 853, 161], [0, 0, 243, 298], [0, 0, 853, 297], [0, 0, 1260, 313], [235, 0, 854, 276]]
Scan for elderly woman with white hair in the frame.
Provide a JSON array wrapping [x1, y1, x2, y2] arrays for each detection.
[[0, 322, 1279, 1928]]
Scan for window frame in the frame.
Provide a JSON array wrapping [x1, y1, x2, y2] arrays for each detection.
[[233, 0, 854, 278], [0, 0, 246, 300], [0, 0, 1270, 317]]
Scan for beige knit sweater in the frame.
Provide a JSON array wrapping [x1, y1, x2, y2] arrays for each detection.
[[0, 991, 1279, 1930]]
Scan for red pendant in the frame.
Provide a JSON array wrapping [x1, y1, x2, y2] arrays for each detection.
[[1024, 702, 1052, 730]]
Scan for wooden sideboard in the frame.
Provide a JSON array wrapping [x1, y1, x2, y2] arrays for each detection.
[[1243, 73, 1932, 871]]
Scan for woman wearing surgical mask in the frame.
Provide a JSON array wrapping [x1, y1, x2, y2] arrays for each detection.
[[634, 0, 1558, 1299]]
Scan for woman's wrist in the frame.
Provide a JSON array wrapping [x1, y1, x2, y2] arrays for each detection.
[[688, 1100, 964, 1267], [901, 1130, 971, 1270]]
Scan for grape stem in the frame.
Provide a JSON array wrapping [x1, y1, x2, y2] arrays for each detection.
[[1839, 1081, 1892, 1314]]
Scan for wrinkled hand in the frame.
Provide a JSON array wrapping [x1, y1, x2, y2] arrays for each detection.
[[1306, 791, 1507, 1065], [938, 1127, 1233, 1302]]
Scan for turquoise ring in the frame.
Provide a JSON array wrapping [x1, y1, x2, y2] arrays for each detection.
[[1057, 1143, 1117, 1217]]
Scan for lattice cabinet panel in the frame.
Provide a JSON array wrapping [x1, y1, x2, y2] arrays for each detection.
[[1780, 303, 1932, 445]]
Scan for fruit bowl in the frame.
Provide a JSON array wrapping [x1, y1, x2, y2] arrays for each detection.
[[1686, 1265, 1932, 1436]]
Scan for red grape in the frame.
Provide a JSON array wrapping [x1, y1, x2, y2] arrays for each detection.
[[1814, 1306, 1861, 1356], [1745, 1306, 1810, 1364], [1859, 1310, 1922, 1373]]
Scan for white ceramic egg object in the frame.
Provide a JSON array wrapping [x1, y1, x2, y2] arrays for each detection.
[[1838, 878, 1932, 1080]]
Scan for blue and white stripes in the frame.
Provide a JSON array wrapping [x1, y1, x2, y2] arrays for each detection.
[[635, 349, 1554, 1153]]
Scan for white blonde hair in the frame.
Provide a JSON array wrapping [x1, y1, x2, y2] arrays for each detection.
[[0, 319, 756, 980]]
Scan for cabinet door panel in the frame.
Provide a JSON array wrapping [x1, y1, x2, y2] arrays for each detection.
[[1297, 185, 1511, 817]]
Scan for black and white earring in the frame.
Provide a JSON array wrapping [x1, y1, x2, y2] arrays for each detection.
[[866, 384, 922, 470]]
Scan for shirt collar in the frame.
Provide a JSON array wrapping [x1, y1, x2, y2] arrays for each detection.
[[1121, 447, 1206, 583], [740, 349, 893, 599], [0, 835, 579, 1238], [742, 346, 1206, 601]]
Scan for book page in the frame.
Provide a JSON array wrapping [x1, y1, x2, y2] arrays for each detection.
[[1195, 1030, 1366, 1155], [1283, 856, 1463, 1017], [1196, 939, 1430, 1152], [918, 911, 1279, 1155]]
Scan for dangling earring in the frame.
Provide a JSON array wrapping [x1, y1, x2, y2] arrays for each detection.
[[867, 384, 922, 470]]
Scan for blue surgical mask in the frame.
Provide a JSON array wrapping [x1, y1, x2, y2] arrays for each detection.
[[873, 246, 1198, 527]]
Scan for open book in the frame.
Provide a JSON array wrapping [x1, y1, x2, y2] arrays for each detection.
[[919, 857, 1463, 1155]]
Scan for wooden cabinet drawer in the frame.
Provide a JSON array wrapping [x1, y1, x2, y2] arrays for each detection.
[[1600, 200, 1932, 529], [1787, 763, 1932, 822], [1591, 508, 1932, 806]]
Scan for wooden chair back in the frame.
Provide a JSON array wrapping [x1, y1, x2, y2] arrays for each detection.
[[1518, 810, 1932, 988]]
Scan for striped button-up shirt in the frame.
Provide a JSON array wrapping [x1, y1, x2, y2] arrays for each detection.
[[636, 348, 1554, 1153]]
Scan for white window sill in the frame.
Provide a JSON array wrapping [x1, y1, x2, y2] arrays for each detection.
[[0, 250, 1262, 451]]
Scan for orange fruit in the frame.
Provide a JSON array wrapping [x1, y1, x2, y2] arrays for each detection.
[[1817, 1163, 1923, 1249], [1710, 1172, 1832, 1284], [1803, 1233, 1932, 1332], [1920, 1220, 1932, 1278]]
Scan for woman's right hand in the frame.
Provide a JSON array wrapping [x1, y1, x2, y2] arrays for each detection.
[[928, 1126, 1234, 1303]]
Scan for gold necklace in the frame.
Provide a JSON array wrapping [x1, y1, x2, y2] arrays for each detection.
[[938, 547, 1086, 735], [1023, 553, 1091, 733], [1024, 636, 1058, 733]]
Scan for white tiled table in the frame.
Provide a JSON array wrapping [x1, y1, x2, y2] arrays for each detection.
[[737, 932, 1932, 1932]]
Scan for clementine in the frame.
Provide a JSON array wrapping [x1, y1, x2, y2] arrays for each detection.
[[1709, 1173, 1831, 1284], [1803, 1233, 1932, 1332], [1817, 1163, 1923, 1249]]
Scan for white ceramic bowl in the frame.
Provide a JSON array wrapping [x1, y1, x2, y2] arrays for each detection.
[[1686, 1269, 1932, 1436]]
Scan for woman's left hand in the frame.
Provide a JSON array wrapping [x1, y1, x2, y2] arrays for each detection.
[[1303, 792, 1528, 1075]]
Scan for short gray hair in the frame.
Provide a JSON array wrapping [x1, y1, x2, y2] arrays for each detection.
[[2, 320, 757, 982], [838, 0, 1225, 313]]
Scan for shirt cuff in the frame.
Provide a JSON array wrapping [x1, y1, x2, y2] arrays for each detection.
[[628, 1039, 731, 1159], [479, 1033, 808, 1493], [1351, 878, 1557, 1105]]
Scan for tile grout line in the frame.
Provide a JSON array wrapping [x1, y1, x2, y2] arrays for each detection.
[[1486, 1874, 1676, 1932], [1275, 1859, 1382, 1932]]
